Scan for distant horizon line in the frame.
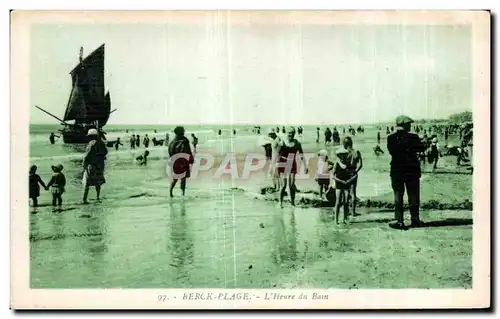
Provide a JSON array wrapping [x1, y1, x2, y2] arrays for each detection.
[[29, 118, 456, 127]]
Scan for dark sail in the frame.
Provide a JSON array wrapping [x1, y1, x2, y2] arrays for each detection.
[[68, 44, 109, 126], [63, 74, 87, 121], [101, 92, 111, 126]]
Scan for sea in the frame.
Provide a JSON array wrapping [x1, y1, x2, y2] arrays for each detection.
[[29, 123, 396, 288]]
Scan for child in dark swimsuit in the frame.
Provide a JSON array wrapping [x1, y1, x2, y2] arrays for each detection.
[[29, 165, 47, 210]]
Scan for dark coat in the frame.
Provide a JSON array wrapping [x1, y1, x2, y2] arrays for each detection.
[[387, 128, 426, 178]]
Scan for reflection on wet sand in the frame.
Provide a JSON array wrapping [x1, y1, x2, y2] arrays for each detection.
[[270, 209, 298, 266], [168, 201, 194, 282]]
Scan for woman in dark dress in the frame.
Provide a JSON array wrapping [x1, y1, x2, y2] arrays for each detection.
[[82, 129, 108, 203], [168, 126, 194, 197]]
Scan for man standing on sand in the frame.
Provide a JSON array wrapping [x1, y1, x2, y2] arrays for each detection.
[[387, 115, 427, 230]]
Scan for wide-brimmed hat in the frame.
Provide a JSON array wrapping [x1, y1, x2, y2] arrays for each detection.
[[87, 128, 98, 136], [287, 126, 296, 134], [395, 115, 414, 126]]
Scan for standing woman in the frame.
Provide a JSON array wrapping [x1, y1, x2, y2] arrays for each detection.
[[168, 126, 194, 197], [82, 129, 108, 203], [274, 127, 308, 208], [342, 136, 363, 217]]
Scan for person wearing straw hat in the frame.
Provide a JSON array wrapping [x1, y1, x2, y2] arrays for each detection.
[[82, 128, 108, 204], [387, 115, 427, 229]]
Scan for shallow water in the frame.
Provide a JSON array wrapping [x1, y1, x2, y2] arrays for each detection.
[[29, 124, 466, 288]]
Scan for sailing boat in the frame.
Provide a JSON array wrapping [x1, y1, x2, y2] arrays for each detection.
[[36, 44, 115, 144]]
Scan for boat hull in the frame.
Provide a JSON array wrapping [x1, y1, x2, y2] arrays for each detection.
[[60, 126, 105, 144]]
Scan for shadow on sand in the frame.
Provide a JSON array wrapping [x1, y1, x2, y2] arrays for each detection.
[[422, 170, 472, 175], [417, 218, 473, 228], [351, 217, 472, 228]]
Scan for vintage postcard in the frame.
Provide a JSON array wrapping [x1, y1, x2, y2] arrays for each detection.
[[11, 10, 490, 309]]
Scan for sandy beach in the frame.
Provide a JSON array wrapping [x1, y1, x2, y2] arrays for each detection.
[[28, 124, 472, 288]]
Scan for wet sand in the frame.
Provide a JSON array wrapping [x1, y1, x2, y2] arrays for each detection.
[[29, 126, 472, 288]]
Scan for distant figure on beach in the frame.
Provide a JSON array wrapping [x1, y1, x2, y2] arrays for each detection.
[[332, 127, 340, 145], [168, 126, 194, 197], [324, 128, 332, 146], [82, 129, 108, 204], [49, 132, 57, 145], [276, 127, 280, 134], [115, 137, 123, 150], [282, 126, 286, 134], [315, 149, 334, 199], [316, 127, 320, 143], [136, 134, 141, 148], [136, 150, 150, 166], [29, 165, 47, 209], [233, 129, 236, 135], [373, 144, 384, 156], [462, 123, 473, 170], [377, 131, 381, 144], [143, 134, 150, 148], [191, 133, 198, 152], [154, 129, 158, 133], [274, 127, 308, 208], [218, 129, 222, 136], [342, 136, 363, 217], [130, 134, 136, 149], [387, 115, 426, 230], [47, 164, 66, 211], [427, 137, 441, 170]]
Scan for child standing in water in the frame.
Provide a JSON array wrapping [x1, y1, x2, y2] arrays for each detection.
[[29, 165, 47, 210], [315, 149, 334, 199], [47, 164, 66, 211]]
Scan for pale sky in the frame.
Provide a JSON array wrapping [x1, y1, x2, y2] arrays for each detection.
[[30, 21, 472, 125]]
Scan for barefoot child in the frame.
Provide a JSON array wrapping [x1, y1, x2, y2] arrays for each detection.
[[29, 165, 47, 209], [315, 149, 334, 198], [47, 164, 66, 211]]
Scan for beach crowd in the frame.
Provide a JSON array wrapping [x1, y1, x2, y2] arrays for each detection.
[[30, 116, 473, 230]]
